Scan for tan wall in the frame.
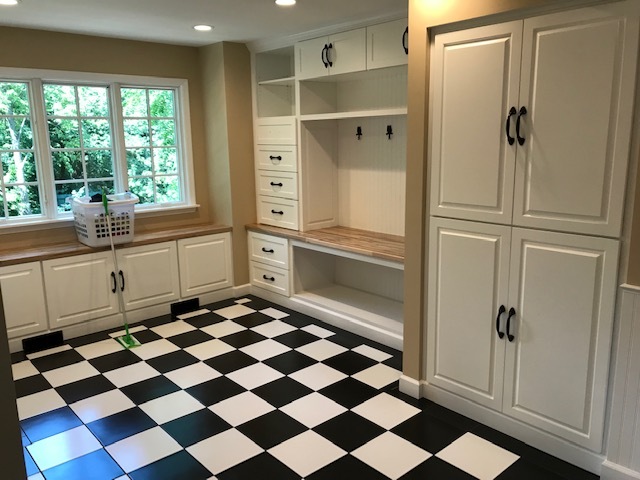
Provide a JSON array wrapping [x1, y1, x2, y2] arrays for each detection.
[[403, 0, 632, 379]]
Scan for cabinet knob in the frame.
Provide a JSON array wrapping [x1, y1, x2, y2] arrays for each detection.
[[505, 107, 517, 146], [516, 106, 527, 146], [262, 274, 275, 282], [506, 307, 516, 342], [496, 304, 506, 339]]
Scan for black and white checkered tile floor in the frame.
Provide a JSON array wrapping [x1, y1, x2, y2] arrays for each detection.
[[12, 296, 598, 480]]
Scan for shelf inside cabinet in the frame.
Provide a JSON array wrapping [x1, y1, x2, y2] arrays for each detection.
[[300, 107, 407, 121], [258, 76, 295, 87]]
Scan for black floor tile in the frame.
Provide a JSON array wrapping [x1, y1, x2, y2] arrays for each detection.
[[237, 410, 307, 449], [42, 448, 124, 480], [146, 350, 199, 373], [21, 431, 30, 447], [21, 406, 82, 443], [391, 410, 466, 454], [330, 331, 370, 349], [382, 354, 403, 371], [273, 329, 319, 348], [204, 350, 258, 374], [400, 457, 477, 479], [217, 452, 300, 480], [162, 409, 231, 447], [183, 312, 225, 329], [318, 377, 379, 409], [128, 329, 162, 344], [121, 376, 180, 404], [314, 411, 385, 452], [306, 454, 387, 480], [206, 297, 243, 310], [11, 351, 27, 364], [86, 407, 156, 446], [56, 375, 116, 404], [322, 350, 378, 375], [129, 450, 211, 480], [263, 350, 317, 375], [14, 374, 52, 398], [29, 349, 84, 372], [166, 330, 214, 349], [186, 376, 246, 406], [252, 376, 313, 408], [515, 445, 600, 480], [281, 313, 316, 328], [88, 349, 141, 373], [242, 295, 279, 311], [23, 447, 39, 476], [220, 330, 268, 348], [140, 314, 173, 328], [495, 458, 567, 480], [66, 331, 112, 348], [233, 311, 274, 328]]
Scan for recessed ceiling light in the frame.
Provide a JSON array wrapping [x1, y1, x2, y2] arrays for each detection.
[[194, 25, 213, 32], [0, 0, 19, 5], [275, 0, 296, 6]]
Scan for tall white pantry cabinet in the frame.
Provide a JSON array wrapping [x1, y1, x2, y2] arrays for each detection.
[[427, 1, 639, 456]]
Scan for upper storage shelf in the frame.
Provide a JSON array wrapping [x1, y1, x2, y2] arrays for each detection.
[[255, 46, 295, 118]]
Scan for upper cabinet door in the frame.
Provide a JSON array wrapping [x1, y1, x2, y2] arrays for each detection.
[[326, 28, 367, 76], [296, 36, 331, 80], [367, 19, 408, 70], [513, 5, 639, 237], [430, 22, 522, 225]]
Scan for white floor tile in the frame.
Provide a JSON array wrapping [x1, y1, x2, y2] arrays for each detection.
[[240, 339, 291, 361], [353, 431, 431, 479], [187, 428, 262, 475], [352, 344, 393, 362], [17, 389, 66, 420], [164, 362, 221, 389], [76, 339, 125, 360], [176, 308, 211, 320], [436, 432, 519, 480], [352, 363, 401, 389], [301, 324, 335, 338], [103, 361, 160, 388], [26, 344, 72, 360], [280, 392, 346, 428], [109, 325, 147, 338], [288, 363, 347, 391], [226, 362, 284, 390], [352, 393, 420, 430], [70, 389, 135, 423], [296, 339, 347, 361], [27, 425, 101, 471], [259, 307, 289, 319], [12, 360, 39, 381], [268, 430, 346, 477], [139, 390, 205, 424], [235, 298, 252, 304], [201, 321, 246, 338], [27, 474, 45, 480], [151, 320, 196, 338], [41, 361, 100, 388], [213, 304, 256, 320], [185, 339, 235, 361], [107, 426, 181, 473], [250, 320, 296, 338], [130, 339, 180, 360], [209, 391, 275, 426]]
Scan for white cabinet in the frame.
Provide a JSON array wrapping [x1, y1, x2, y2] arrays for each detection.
[[367, 18, 408, 70], [427, 217, 619, 450], [296, 28, 366, 80], [178, 233, 233, 298], [248, 231, 290, 296], [429, 5, 638, 237], [0, 262, 47, 339]]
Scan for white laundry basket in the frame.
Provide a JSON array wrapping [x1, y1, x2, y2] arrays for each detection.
[[71, 192, 139, 247]]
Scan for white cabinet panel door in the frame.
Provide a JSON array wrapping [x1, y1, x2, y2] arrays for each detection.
[[0, 262, 47, 339], [296, 36, 331, 80], [430, 22, 522, 224], [43, 252, 119, 328], [178, 233, 233, 298], [513, 6, 639, 236], [328, 28, 367, 76], [116, 242, 180, 311], [427, 217, 511, 410], [367, 18, 408, 70], [503, 228, 619, 450]]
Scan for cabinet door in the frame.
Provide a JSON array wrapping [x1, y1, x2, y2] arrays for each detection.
[[43, 252, 119, 328], [116, 242, 180, 311], [503, 228, 619, 450], [367, 18, 408, 70], [296, 36, 330, 80], [0, 262, 47, 339], [427, 217, 511, 410], [328, 28, 367, 76], [513, 5, 639, 237], [178, 233, 233, 298], [430, 22, 522, 224]]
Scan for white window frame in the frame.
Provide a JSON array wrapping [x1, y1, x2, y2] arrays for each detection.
[[0, 67, 197, 232]]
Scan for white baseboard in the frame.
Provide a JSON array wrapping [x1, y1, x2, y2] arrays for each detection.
[[399, 375, 421, 399], [601, 461, 640, 480]]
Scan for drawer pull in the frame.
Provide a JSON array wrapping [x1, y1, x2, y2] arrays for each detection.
[[270, 182, 283, 187], [262, 274, 275, 282], [271, 209, 284, 215], [506, 307, 516, 342], [261, 247, 275, 253], [269, 155, 282, 161]]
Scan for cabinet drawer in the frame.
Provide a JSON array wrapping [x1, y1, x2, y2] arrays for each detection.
[[250, 262, 290, 296], [256, 145, 297, 172], [249, 232, 289, 269], [256, 117, 296, 145], [258, 197, 299, 230], [257, 171, 298, 200]]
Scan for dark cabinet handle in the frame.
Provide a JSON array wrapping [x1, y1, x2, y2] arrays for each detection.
[[118, 270, 125, 292], [261, 247, 275, 253], [270, 182, 283, 187], [326, 43, 333, 67], [506, 307, 516, 342], [269, 155, 282, 161], [321, 44, 328, 68], [402, 26, 408, 54], [496, 305, 506, 339], [516, 106, 527, 146], [271, 209, 284, 215], [110, 271, 116, 293], [262, 275, 275, 282], [505, 107, 516, 146]]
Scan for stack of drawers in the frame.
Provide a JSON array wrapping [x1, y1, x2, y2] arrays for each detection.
[[248, 231, 290, 296], [255, 117, 299, 230]]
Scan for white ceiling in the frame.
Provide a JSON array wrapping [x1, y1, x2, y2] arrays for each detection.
[[0, 0, 408, 48]]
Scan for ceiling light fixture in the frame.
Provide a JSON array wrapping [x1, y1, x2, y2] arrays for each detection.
[[193, 24, 213, 32], [0, 0, 19, 5], [275, 0, 296, 6]]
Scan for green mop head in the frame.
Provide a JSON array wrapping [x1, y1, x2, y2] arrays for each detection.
[[116, 333, 141, 349]]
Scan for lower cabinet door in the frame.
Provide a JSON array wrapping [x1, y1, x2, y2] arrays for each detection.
[[116, 242, 180, 311], [177, 233, 233, 298], [503, 228, 619, 451], [0, 262, 47, 339]]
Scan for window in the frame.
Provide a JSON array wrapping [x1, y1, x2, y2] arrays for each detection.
[[0, 70, 195, 228]]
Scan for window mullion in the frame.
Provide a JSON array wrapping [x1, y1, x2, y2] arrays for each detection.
[[110, 83, 127, 193]]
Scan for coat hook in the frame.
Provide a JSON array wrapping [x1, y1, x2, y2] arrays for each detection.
[[356, 126, 363, 140], [386, 125, 393, 139]]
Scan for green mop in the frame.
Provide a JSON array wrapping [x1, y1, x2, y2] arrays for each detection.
[[102, 190, 141, 349]]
